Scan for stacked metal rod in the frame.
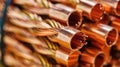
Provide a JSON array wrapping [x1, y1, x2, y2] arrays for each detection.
[[1, 0, 120, 67]]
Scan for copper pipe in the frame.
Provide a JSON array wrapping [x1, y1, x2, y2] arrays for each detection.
[[34, 46, 80, 67], [98, 0, 120, 16], [50, 0, 79, 8], [48, 26, 88, 50], [76, 0, 104, 22], [28, 44, 80, 67], [81, 23, 118, 48], [14, 33, 81, 67], [102, 45, 111, 65], [109, 15, 120, 32], [55, 47, 80, 67], [49, 4, 82, 28], [79, 47, 105, 67], [23, 32, 82, 67]]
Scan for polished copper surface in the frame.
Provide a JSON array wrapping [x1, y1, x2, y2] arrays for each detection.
[[81, 23, 118, 47], [48, 26, 88, 50], [98, 0, 120, 16], [49, 4, 82, 28], [2, 0, 120, 67], [79, 47, 105, 67], [76, 0, 104, 21]]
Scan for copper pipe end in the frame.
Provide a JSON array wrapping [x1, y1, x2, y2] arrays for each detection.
[[90, 3, 104, 21], [79, 47, 105, 67], [67, 11, 82, 28], [55, 47, 80, 67], [106, 28, 118, 46], [94, 53, 105, 67], [71, 32, 88, 50], [81, 23, 118, 47], [49, 4, 82, 28], [48, 26, 88, 50], [77, 0, 104, 21], [99, 0, 120, 16]]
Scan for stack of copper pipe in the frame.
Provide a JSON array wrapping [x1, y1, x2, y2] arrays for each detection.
[[1, 0, 120, 67]]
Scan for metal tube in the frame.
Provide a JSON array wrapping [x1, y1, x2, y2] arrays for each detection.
[[48, 26, 88, 50], [81, 23, 118, 48], [98, 0, 120, 16], [79, 47, 105, 67], [49, 4, 82, 28], [76, 0, 104, 22], [50, 0, 79, 8], [109, 15, 120, 33], [55, 47, 80, 67]]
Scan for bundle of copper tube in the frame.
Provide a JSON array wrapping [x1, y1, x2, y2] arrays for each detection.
[[1, 0, 120, 67]]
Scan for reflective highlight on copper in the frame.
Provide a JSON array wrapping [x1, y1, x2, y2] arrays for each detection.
[[48, 26, 88, 50], [55, 47, 80, 67], [110, 15, 120, 32], [79, 47, 105, 67], [76, 0, 104, 21], [81, 23, 118, 47], [98, 0, 120, 16], [49, 4, 82, 28]]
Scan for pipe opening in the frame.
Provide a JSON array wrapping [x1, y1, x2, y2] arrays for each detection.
[[71, 32, 87, 49], [116, 1, 120, 15], [94, 53, 105, 67], [106, 29, 118, 46], [68, 11, 82, 28], [91, 4, 104, 21]]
